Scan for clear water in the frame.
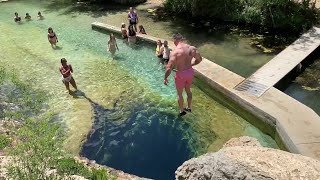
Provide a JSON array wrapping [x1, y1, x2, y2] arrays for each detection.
[[98, 2, 275, 77], [284, 59, 320, 115], [0, 1, 277, 179]]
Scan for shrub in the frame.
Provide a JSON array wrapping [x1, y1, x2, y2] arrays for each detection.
[[164, 0, 318, 34], [7, 118, 64, 180], [0, 134, 11, 150]]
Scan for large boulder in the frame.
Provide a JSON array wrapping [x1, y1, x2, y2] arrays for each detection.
[[175, 136, 320, 180]]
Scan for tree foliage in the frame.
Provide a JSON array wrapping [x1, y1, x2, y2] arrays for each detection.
[[164, 0, 318, 34]]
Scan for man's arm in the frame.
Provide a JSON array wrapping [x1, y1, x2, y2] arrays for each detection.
[[190, 46, 202, 66], [164, 51, 176, 85]]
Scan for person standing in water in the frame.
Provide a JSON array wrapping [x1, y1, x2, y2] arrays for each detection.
[[48, 27, 58, 48], [164, 33, 202, 116], [59, 58, 77, 93], [121, 23, 128, 39], [108, 33, 119, 59], [160, 40, 170, 64], [128, 7, 138, 32], [38, 11, 44, 20], [25, 13, 31, 20], [14, 12, 21, 22]]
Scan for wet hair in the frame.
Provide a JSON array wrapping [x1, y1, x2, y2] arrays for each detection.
[[121, 23, 126, 28], [14, 12, 18, 16], [38, 11, 41, 15], [26, 13, 29, 16], [61, 58, 67, 63], [48, 27, 53, 33]]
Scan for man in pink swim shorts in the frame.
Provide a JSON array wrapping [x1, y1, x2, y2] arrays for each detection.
[[164, 33, 202, 116]]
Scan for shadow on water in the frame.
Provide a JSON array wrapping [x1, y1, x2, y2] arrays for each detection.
[[43, 0, 129, 18], [72, 90, 195, 180]]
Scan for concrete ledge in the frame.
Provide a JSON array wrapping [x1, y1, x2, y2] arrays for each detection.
[[91, 22, 320, 160]]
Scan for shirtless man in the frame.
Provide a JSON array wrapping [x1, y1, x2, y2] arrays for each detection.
[[164, 33, 202, 116]]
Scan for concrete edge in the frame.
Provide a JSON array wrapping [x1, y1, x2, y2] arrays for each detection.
[[91, 22, 320, 160]]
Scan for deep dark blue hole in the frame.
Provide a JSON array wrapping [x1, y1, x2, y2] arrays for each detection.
[[81, 100, 195, 180]]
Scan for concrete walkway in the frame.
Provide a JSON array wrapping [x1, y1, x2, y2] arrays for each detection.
[[235, 27, 320, 97], [91, 22, 320, 160]]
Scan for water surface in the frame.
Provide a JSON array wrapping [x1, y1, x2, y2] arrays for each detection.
[[0, 1, 277, 179], [284, 59, 320, 115]]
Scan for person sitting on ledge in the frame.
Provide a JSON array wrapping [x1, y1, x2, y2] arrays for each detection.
[[121, 23, 128, 39], [138, 25, 146, 34]]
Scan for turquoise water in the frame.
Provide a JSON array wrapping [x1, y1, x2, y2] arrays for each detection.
[[0, 1, 277, 179]]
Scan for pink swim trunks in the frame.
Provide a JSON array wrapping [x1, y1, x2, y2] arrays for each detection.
[[174, 67, 194, 89]]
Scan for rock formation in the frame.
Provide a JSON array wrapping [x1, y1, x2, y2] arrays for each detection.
[[176, 136, 320, 180]]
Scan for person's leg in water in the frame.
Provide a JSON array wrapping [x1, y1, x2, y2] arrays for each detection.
[[50, 40, 54, 48], [110, 47, 116, 59], [69, 77, 78, 90], [63, 80, 71, 92]]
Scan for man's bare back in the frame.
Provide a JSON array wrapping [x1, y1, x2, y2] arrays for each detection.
[[163, 33, 202, 116], [167, 43, 201, 72]]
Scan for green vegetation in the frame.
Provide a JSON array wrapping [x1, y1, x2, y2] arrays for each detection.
[[0, 66, 114, 179], [56, 157, 114, 179], [164, 0, 318, 34], [0, 134, 11, 150]]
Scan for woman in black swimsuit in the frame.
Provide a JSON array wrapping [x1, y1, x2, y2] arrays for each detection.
[[48, 27, 58, 48]]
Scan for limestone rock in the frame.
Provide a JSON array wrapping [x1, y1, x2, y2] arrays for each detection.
[[222, 136, 261, 148], [176, 137, 320, 180]]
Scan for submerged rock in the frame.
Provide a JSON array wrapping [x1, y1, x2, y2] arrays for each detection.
[[175, 136, 320, 180]]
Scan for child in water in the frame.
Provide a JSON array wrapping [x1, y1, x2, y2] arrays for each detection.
[[108, 33, 119, 59], [155, 40, 162, 58], [25, 13, 31, 20], [121, 23, 128, 39], [38, 11, 44, 19], [14, 12, 21, 22], [160, 40, 170, 63]]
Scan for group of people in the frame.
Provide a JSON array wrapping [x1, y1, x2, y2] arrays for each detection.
[[108, 7, 147, 59], [106, 7, 204, 116], [14, 11, 44, 22], [155, 39, 171, 65], [13, 7, 203, 117], [120, 7, 147, 44]]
